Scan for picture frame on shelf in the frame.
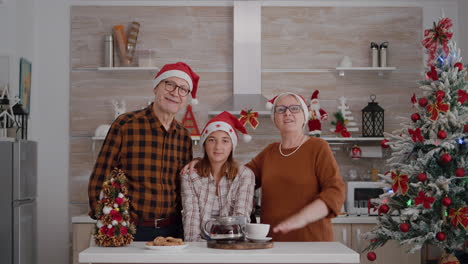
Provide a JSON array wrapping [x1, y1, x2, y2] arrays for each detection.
[[19, 58, 32, 114]]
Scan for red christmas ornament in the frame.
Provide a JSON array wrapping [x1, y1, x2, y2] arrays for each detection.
[[436, 90, 446, 99], [436, 232, 446, 241], [381, 139, 389, 148], [440, 153, 452, 164], [442, 197, 452, 206], [465, 124, 468, 133], [456, 168, 465, 177], [418, 97, 428, 107], [427, 66, 439, 81], [400, 223, 410, 232], [380, 204, 390, 214], [411, 113, 420, 122], [437, 130, 447, 139], [367, 252, 377, 261], [454, 62, 464, 71], [350, 145, 362, 160], [417, 172, 428, 182]]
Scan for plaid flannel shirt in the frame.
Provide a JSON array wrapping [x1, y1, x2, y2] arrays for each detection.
[[181, 166, 255, 241], [88, 103, 193, 222]]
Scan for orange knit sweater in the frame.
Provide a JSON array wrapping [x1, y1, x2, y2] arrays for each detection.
[[246, 137, 345, 241]]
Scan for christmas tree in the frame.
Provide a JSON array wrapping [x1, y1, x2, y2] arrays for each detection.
[[364, 17, 467, 263], [93, 168, 136, 247]]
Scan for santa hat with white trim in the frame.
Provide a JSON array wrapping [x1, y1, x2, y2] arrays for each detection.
[[200, 111, 251, 151], [152, 62, 200, 104], [266, 92, 310, 122]]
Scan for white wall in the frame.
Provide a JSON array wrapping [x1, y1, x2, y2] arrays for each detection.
[[0, 0, 34, 95], [30, 1, 70, 264], [0, 1, 461, 264]]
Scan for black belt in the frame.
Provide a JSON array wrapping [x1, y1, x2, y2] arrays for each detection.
[[138, 216, 175, 228]]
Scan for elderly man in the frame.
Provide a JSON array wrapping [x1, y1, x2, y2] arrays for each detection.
[[88, 62, 199, 241]]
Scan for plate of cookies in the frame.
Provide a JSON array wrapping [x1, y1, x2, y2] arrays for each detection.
[[145, 236, 188, 251]]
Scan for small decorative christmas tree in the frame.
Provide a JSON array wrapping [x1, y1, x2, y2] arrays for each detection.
[[363, 17, 467, 264], [181, 104, 201, 143], [330, 96, 358, 137], [93, 168, 136, 247]]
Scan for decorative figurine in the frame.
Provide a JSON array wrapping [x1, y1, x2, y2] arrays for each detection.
[[308, 90, 328, 136]]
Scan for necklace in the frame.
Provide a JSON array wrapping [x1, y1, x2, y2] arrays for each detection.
[[278, 136, 308, 157]]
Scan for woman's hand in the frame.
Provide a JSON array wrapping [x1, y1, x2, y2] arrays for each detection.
[[180, 158, 201, 175], [272, 214, 308, 234], [273, 199, 329, 234]]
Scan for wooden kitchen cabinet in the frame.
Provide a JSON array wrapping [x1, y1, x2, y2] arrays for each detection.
[[333, 223, 421, 264], [332, 223, 352, 248], [72, 223, 94, 264]]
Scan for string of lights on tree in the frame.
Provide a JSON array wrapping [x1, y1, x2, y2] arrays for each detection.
[[364, 17, 467, 264]]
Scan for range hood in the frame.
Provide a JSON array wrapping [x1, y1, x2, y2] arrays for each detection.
[[208, 94, 270, 116], [209, 2, 270, 116]]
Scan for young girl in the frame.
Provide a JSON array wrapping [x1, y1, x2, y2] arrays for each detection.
[[181, 111, 255, 241]]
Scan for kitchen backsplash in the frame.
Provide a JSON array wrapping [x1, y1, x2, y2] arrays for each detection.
[[69, 5, 422, 217]]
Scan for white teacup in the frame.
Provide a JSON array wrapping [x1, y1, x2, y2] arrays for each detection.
[[246, 223, 270, 239]]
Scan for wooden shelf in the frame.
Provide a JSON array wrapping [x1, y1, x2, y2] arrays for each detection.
[[262, 69, 334, 73], [97, 66, 160, 71], [335, 67, 396, 76], [261, 67, 396, 76], [72, 67, 232, 73], [322, 137, 384, 142]]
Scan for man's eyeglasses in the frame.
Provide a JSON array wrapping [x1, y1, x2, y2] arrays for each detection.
[[275, 105, 303, 114], [164, 80, 190, 97]]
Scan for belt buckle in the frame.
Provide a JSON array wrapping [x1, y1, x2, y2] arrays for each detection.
[[154, 218, 164, 229]]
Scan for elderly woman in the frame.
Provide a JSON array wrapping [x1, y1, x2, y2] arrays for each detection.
[[183, 92, 345, 242], [181, 111, 255, 241], [246, 92, 345, 241]]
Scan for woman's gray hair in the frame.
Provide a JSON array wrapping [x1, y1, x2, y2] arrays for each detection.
[[269, 92, 309, 130]]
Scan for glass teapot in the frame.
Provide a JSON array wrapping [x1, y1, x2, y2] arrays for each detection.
[[201, 216, 247, 242]]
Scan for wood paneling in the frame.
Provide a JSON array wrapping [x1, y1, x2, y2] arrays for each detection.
[[70, 6, 422, 219], [262, 7, 422, 70]]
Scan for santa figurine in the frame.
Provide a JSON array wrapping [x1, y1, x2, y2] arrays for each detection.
[[308, 90, 328, 136]]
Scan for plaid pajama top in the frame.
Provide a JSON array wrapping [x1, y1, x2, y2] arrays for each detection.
[[181, 166, 255, 241], [88, 103, 193, 222]]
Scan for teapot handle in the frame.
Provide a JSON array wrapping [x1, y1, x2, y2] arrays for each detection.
[[201, 219, 215, 240]]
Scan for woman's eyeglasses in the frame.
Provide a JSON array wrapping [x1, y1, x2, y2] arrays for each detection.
[[164, 80, 190, 97], [274, 105, 303, 114]]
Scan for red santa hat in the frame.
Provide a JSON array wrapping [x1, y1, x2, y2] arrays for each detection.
[[310, 90, 319, 102], [266, 92, 310, 122], [200, 111, 251, 150], [152, 62, 200, 104]]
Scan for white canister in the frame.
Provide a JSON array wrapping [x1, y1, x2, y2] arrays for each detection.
[[370, 42, 379, 67], [379, 42, 388, 67], [104, 35, 114, 67]]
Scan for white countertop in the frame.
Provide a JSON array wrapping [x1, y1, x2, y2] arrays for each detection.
[[72, 214, 380, 224], [79, 241, 360, 263]]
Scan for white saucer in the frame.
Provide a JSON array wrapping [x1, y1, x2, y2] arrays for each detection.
[[247, 236, 272, 242]]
